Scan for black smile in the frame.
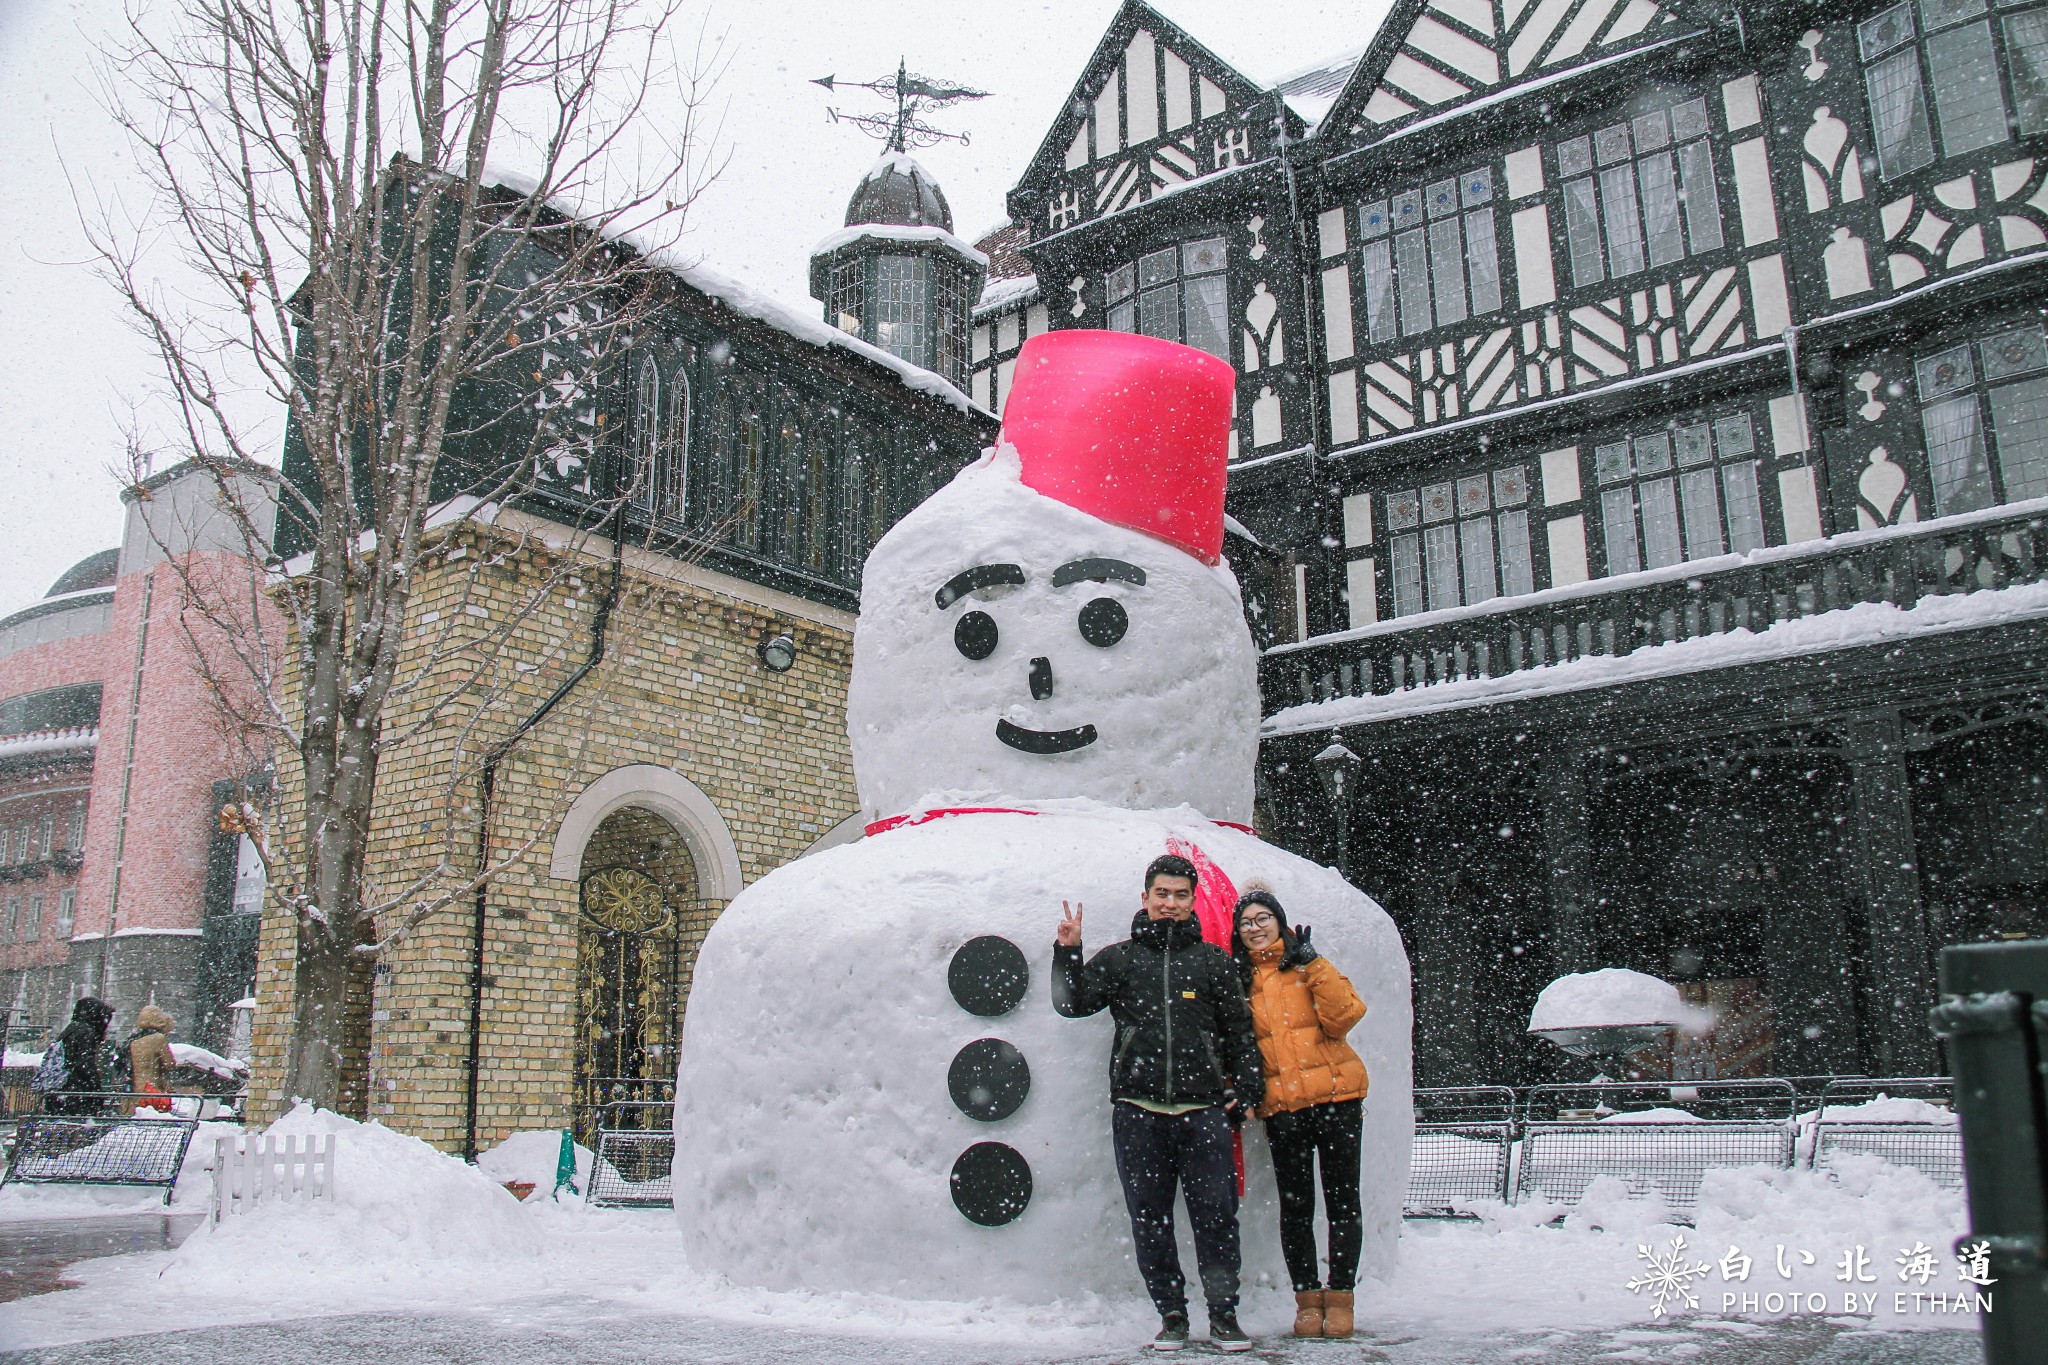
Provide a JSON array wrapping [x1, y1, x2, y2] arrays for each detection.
[[995, 718, 1099, 755]]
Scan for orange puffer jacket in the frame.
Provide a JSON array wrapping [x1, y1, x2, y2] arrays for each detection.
[[1245, 938, 1368, 1118]]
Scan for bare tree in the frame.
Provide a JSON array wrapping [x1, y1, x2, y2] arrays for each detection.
[[80, 0, 728, 1111]]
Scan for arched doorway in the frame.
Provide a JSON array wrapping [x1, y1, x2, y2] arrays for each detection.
[[575, 805, 698, 1145]]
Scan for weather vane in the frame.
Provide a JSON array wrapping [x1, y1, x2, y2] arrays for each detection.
[[812, 60, 989, 152]]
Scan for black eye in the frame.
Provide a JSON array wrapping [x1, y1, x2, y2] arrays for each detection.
[[1078, 597, 1128, 648], [955, 610, 998, 660]]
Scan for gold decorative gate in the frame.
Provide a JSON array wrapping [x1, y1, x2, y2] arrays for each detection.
[[575, 806, 696, 1146]]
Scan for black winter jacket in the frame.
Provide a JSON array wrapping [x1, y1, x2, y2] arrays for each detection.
[[1052, 911, 1264, 1109]]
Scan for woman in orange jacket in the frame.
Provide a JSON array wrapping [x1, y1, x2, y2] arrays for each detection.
[[1231, 886, 1369, 1340]]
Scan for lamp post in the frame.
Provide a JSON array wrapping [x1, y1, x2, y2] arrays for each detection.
[[1312, 742, 1364, 880]]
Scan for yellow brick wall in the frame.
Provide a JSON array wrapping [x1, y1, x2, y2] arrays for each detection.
[[248, 516, 858, 1149]]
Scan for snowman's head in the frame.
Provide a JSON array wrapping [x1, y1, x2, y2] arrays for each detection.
[[846, 332, 1259, 823]]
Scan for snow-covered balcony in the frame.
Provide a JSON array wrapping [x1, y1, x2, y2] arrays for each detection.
[[1261, 499, 2048, 733]]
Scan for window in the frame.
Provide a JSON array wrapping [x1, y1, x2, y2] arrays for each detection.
[[35, 815, 52, 860], [1916, 321, 2048, 514], [874, 256, 931, 367], [1594, 411, 1765, 575], [1386, 465, 1534, 617], [1557, 99, 1724, 291], [1860, 0, 2048, 179], [23, 894, 41, 941], [55, 889, 74, 938], [66, 803, 85, 851], [1107, 236, 1228, 359], [1357, 168, 1502, 343], [11, 824, 26, 864], [1, 898, 15, 944]]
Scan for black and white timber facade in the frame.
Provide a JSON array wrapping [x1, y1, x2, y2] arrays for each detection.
[[972, 0, 2048, 1087]]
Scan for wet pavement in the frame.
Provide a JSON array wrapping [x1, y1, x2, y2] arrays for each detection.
[[0, 1302, 1982, 1365], [0, 1215, 203, 1304]]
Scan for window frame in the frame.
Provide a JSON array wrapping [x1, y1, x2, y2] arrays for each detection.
[[1104, 234, 1231, 361]]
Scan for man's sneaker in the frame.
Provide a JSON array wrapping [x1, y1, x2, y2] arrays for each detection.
[[1150, 1311, 1190, 1352], [1209, 1311, 1253, 1352]]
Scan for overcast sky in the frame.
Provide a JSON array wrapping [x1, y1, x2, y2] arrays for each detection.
[[0, 0, 1389, 618]]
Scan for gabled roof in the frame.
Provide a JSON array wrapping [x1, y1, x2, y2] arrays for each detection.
[[1320, 0, 1693, 138], [1012, 0, 1275, 224], [1272, 47, 1368, 134]]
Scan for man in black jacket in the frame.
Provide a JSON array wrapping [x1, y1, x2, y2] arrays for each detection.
[[1053, 853, 1264, 1353]]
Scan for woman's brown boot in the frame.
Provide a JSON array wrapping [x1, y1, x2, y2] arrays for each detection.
[[1292, 1289, 1324, 1337], [1321, 1289, 1354, 1338]]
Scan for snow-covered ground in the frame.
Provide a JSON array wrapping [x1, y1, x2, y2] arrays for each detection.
[[0, 1106, 1989, 1359]]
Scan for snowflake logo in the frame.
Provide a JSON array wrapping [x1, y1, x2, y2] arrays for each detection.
[[1627, 1235, 1714, 1317]]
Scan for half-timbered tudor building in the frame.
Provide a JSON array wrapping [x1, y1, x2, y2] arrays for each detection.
[[976, 0, 2048, 1089]]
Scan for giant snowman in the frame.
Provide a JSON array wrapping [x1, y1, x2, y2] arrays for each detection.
[[674, 330, 1413, 1302]]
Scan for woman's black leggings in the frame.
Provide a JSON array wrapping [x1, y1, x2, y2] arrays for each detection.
[[1264, 1097, 1364, 1292]]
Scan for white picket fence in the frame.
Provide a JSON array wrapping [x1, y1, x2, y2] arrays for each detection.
[[213, 1133, 336, 1220]]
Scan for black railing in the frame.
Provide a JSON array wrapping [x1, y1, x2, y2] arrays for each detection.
[[1263, 500, 2048, 722]]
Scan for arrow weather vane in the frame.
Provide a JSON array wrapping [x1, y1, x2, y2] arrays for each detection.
[[813, 60, 989, 152]]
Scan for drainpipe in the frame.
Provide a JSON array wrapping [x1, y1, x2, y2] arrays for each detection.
[[461, 481, 626, 1162], [102, 569, 156, 990]]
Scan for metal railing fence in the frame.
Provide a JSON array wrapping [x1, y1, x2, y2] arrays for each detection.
[[585, 1100, 675, 1208], [1811, 1076, 1962, 1191], [1399, 1077, 1956, 1221]]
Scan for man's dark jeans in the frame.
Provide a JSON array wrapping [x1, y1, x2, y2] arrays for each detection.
[[1111, 1101, 1241, 1316]]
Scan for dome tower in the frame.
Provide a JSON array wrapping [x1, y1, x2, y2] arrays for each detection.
[[806, 62, 990, 393]]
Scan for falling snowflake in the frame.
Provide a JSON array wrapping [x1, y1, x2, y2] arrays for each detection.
[[1626, 1235, 1714, 1317]]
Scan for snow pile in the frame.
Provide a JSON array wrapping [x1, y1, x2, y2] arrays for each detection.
[[846, 447, 1262, 824], [1821, 1096, 1957, 1125], [477, 1128, 593, 1195], [1, 1048, 41, 1069], [167, 1042, 247, 1080], [1360, 1160, 1972, 1336], [1599, 1106, 1703, 1124], [165, 1104, 539, 1290], [1529, 969, 1709, 1032]]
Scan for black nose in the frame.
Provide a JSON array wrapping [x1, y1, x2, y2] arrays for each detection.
[[1029, 656, 1054, 701]]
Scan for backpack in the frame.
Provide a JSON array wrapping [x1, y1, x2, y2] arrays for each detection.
[[29, 1040, 66, 1093]]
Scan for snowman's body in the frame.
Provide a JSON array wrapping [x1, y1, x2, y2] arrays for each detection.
[[673, 336, 1413, 1304]]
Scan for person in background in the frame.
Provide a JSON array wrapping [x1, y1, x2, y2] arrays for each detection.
[[46, 997, 115, 1117], [1053, 854, 1264, 1353], [123, 1005, 175, 1113], [1231, 886, 1370, 1340]]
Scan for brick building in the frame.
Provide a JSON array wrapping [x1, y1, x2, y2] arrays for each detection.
[[0, 461, 279, 1053], [245, 163, 996, 1151]]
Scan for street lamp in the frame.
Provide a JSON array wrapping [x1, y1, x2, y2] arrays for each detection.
[[1312, 742, 1364, 879], [757, 632, 798, 673]]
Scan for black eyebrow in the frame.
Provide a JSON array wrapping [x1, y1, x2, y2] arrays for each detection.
[[934, 563, 1027, 609], [1051, 558, 1147, 588]]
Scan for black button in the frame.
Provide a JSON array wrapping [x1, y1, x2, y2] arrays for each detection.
[[948, 936, 1029, 1017], [948, 1038, 1031, 1122], [950, 1141, 1032, 1227]]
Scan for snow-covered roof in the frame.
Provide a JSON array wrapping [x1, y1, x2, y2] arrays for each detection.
[[974, 274, 1041, 314], [1270, 46, 1367, 133], [809, 222, 989, 267], [481, 168, 986, 417], [0, 725, 98, 761]]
